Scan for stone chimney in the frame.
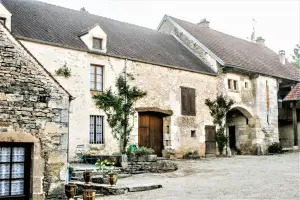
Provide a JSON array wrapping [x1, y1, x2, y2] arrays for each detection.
[[255, 36, 265, 45], [197, 18, 210, 28], [79, 7, 89, 13], [279, 50, 285, 65]]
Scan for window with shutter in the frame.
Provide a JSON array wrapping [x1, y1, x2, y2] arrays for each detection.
[[181, 87, 196, 116]]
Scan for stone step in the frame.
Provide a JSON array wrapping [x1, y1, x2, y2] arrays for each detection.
[[70, 181, 162, 196]]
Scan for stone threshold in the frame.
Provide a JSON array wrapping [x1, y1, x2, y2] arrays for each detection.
[[71, 181, 162, 196]]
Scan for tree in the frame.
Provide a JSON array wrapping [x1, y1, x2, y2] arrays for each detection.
[[93, 72, 146, 152], [292, 44, 300, 68], [205, 95, 234, 155]]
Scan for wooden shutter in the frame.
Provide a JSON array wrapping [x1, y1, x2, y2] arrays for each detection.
[[181, 87, 189, 115], [189, 88, 196, 116]]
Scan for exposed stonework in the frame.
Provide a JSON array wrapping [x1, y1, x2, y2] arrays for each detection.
[[0, 24, 70, 199]]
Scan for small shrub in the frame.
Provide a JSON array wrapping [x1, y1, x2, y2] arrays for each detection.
[[268, 142, 283, 154], [135, 146, 154, 156], [55, 65, 71, 78]]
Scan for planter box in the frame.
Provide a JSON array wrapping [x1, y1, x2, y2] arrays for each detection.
[[146, 155, 157, 162]]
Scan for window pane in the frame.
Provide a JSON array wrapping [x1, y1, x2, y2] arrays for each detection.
[[90, 81, 95, 90], [0, 180, 9, 196], [96, 83, 102, 91], [0, 147, 11, 162], [12, 164, 24, 179], [0, 164, 10, 179], [12, 147, 25, 162], [90, 116, 95, 144], [11, 180, 24, 195], [96, 67, 102, 75], [95, 116, 103, 144], [90, 66, 95, 73]]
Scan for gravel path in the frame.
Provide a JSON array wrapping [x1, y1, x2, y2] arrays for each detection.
[[102, 152, 300, 200]]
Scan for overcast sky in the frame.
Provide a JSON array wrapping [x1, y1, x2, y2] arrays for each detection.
[[39, 0, 299, 59]]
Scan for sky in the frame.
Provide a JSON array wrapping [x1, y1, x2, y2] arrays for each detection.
[[38, 0, 299, 59]]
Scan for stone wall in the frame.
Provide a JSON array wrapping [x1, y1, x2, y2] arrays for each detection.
[[0, 25, 70, 199]]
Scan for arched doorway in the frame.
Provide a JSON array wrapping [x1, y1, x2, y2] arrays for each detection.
[[226, 106, 254, 154], [138, 112, 164, 156]]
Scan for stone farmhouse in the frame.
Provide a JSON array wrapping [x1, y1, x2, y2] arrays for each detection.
[[0, 0, 299, 198]]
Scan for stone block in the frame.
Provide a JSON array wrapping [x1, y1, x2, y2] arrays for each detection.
[[6, 94, 23, 101], [0, 93, 6, 101]]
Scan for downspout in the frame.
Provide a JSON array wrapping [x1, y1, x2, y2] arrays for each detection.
[[66, 96, 75, 183]]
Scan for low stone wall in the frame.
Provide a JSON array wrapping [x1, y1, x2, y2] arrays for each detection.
[[127, 159, 178, 173]]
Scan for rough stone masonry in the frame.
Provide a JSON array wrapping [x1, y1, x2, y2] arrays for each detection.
[[0, 24, 71, 199]]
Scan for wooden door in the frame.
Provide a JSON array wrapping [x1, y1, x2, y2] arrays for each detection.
[[138, 112, 163, 156], [205, 126, 216, 156]]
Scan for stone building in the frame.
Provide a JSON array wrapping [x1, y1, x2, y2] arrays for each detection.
[[0, 0, 299, 176], [0, 19, 71, 200]]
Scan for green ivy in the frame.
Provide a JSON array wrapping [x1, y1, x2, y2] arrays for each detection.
[[205, 95, 234, 155], [93, 72, 146, 152]]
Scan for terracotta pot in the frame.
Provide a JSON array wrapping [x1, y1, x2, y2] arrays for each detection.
[[82, 189, 96, 200], [83, 171, 93, 184], [65, 184, 77, 199], [108, 173, 118, 186]]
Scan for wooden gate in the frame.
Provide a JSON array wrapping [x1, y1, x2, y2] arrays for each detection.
[[138, 112, 163, 156], [205, 126, 216, 156]]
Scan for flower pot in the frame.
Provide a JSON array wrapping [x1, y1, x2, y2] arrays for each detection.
[[137, 155, 146, 162], [83, 171, 93, 184], [82, 189, 96, 200], [146, 154, 157, 162], [65, 184, 77, 199], [108, 173, 118, 186]]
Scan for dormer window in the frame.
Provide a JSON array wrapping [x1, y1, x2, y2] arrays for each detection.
[[92, 38, 103, 50], [0, 17, 6, 25]]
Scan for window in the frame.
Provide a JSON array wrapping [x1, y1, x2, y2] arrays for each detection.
[[89, 115, 104, 144], [0, 18, 5, 25], [181, 87, 196, 116], [0, 144, 30, 198], [233, 80, 238, 90], [90, 65, 103, 91], [228, 79, 232, 89], [228, 79, 238, 91], [191, 130, 196, 138], [245, 82, 248, 89], [92, 38, 103, 50]]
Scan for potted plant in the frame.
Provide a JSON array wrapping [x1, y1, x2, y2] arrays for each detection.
[[107, 165, 118, 186], [65, 183, 77, 199], [68, 166, 74, 182], [83, 170, 93, 184]]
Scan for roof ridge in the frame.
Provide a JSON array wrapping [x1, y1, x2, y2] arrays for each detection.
[[168, 15, 268, 49], [20, 0, 165, 34]]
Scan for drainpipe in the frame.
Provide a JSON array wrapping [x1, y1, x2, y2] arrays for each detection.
[[66, 96, 75, 184]]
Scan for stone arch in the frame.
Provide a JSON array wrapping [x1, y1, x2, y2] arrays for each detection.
[[229, 105, 254, 119]]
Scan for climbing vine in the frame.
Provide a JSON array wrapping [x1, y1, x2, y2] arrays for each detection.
[[205, 94, 234, 155], [93, 72, 146, 152]]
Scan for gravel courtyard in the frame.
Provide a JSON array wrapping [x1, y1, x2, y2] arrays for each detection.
[[103, 152, 300, 200]]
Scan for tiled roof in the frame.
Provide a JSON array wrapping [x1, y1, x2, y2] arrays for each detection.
[[284, 83, 300, 101], [169, 16, 300, 81], [1, 0, 215, 75]]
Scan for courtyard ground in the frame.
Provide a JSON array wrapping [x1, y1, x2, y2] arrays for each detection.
[[102, 152, 300, 200]]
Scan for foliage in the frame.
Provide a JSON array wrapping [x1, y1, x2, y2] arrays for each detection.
[[205, 94, 234, 155], [135, 146, 154, 156], [267, 142, 283, 154], [95, 159, 116, 173], [292, 44, 300, 68], [68, 166, 74, 173], [55, 64, 71, 78], [93, 73, 146, 152]]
